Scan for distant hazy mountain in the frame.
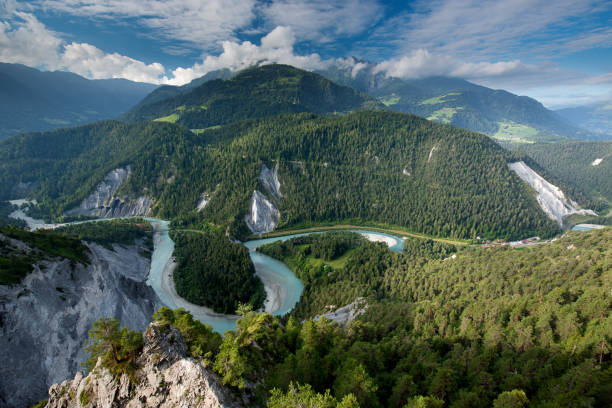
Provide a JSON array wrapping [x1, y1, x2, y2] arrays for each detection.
[[555, 102, 612, 139], [318, 61, 596, 142], [0, 63, 157, 140], [125, 64, 381, 130]]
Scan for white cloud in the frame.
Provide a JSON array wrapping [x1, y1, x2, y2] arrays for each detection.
[[0, 11, 62, 68], [0, 12, 169, 83], [372, 49, 533, 81], [35, 0, 257, 51], [61, 43, 166, 83], [0, 13, 330, 85], [261, 0, 383, 43], [166, 26, 329, 85]]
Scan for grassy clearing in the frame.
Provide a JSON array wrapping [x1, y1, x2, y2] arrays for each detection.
[[420, 92, 460, 105], [379, 95, 400, 106], [427, 107, 461, 123], [154, 113, 180, 123], [492, 120, 539, 143], [191, 125, 221, 134]]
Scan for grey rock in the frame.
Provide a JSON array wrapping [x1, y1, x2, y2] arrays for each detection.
[[66, 167, 153, 218], [244, 190, 279, 235], [259, 163, 282, 199], [46, 322, 243, 408], [0, 243, 161, 408], [314, 298, 367, 327]]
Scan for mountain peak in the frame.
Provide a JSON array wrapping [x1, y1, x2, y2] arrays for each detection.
[[126, 63, 381, 129]]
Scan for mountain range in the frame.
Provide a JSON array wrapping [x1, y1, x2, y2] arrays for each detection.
[[0, 63, 157, 140], [318, 60, 601, 142], [3, 60, 609, 144], [0, 65, 562, 241], [1, 62, 611, 408]]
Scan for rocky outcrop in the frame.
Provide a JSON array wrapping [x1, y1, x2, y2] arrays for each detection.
[[259, 163, 282, 199], [196, 193, 211, 211], [0, 242, 160, 408], [244, 190, 280, 235], [314, 298, 367, 327], [65, 167, 153, 218], [244, 164, 284, 234], [46, 322, 243, 408], [509, 161, 596, 226]]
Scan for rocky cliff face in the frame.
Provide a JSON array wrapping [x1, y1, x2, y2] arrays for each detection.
[[244, 190, 280, 235], [244, 164, 284, 235], [259, 163, 282, 199], [65, 167, 153, 218], [509, 161, 596, 226], [0, 242, 161, 408], [46, 322, 243, 408]]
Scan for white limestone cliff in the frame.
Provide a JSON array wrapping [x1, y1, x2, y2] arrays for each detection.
[[509, 161, 596, 226]]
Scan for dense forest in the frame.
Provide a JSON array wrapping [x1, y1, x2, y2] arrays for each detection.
[[0, 109, 559, 241], [52, 218, 153, 250], [190, 111, 559, 240], [86, 227, 612, 407], [258, 232, 368, 285], [124, 64, 380, 129], [170, 230, 265, 314]]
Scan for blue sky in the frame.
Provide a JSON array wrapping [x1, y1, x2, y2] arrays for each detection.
[[0, 0, 611, 108]]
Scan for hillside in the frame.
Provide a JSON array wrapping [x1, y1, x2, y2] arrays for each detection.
[[124, 64, 381, 130], [0, 63, 157, 140], [319, 62, 594, 142], [0, 111, 558, 241], [41, 227, 612, 408], [512, 141, 612, 211]]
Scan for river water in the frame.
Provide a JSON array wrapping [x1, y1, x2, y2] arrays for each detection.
[[147, 226, 404, 333], [8, 204, 404, 333]]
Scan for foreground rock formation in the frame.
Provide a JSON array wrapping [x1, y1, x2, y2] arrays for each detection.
[[0, 242, 160, 408], [46, 322, 243, 408]]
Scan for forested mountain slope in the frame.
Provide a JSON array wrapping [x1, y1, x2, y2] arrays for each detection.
[[319, 62, 594, 142], [0, 63, 157, 140], [42, 227, 612, 408], [0, 111, 558, 240], [511, 141, 612, 211], [254, 227, 612, 407], [124, 64, 381, 129]]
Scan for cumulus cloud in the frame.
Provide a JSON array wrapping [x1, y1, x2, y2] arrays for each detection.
[[0, 12, 329, 85], [372, 49, 533, 81], [61, 43, 166, 82], [166, 26, 329, 85], [0, 11, 169, 83], [0, 11, 62, 68]]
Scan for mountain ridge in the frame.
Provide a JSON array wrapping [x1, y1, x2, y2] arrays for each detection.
[[0, 63, 158, 140]]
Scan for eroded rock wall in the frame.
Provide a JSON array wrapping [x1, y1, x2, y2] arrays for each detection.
[[0, 242, 160, 408]]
